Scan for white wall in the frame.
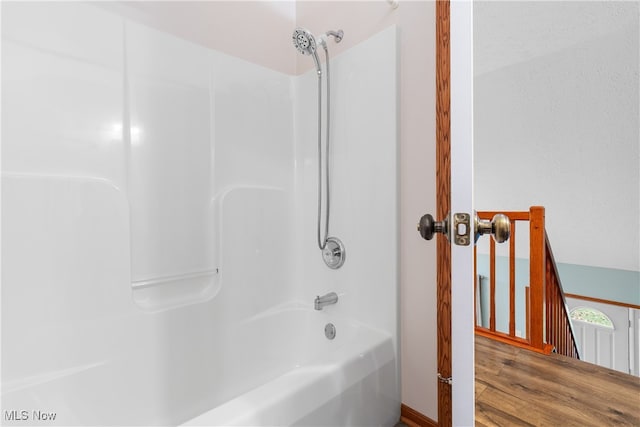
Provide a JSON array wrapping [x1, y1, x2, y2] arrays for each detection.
[[103, 1, 297, 75], [474, 1, 640, 273]]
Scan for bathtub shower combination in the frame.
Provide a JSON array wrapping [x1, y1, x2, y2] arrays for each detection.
[[2, 3, 399, 426]]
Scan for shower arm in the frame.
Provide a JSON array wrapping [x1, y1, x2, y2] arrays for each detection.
[[324, 30, 344, 43]]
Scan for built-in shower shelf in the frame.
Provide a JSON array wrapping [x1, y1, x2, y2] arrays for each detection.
[[131, 269, 219, 289], [131, 269, 220, 312]]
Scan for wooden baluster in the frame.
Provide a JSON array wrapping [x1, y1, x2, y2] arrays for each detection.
[[560, 289, 563, 352], [550, 259, 555, 350], [545, 261, 550, 348], [553, 286, 556, 352], [546, 270, 558, 347], [553, 265, 557, 349], [559, 286, 564, 354], [489, 238, 496, 332], [548, 272, 552, 349], [474, 245, 477, 327], [547, 268, 552, 350], [558, 282, 563, 353], [563, 295, 567, 354], [558, 282, 565, 355], [509, 220, 516, 337], [529, 206, 545, 351], [549, 280, 562, 348], [555, 283, 560, 353], [525, 286, 530, 342]]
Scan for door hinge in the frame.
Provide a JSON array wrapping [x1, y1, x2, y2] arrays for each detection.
[[437, 373, 452, 385]]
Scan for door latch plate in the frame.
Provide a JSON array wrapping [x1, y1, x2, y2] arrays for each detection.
[[452, 213, 471, 246]]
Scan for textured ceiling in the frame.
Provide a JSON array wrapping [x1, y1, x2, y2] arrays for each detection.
[[474, 1, 639, 75]]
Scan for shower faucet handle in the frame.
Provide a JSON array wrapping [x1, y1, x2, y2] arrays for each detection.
[[322, 237, 346, 269]]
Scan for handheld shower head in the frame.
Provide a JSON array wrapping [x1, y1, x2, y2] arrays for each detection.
[[292, 27, 316, 55], [292, 28, 321, 75]]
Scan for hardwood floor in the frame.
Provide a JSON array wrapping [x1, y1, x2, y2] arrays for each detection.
[[475, 335, 640, 426]]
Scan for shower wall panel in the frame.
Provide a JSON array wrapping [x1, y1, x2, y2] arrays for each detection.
[[293, 26, 399, 353], [2, 2, 294, 425], [1, 2, 125, 184], [127, 22, 217, 309], [2, 2, 398, 424], [292, 25, 400, 411]]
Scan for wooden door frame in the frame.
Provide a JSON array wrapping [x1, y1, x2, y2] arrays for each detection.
[[439, 2, 477, 424], [435, 1, 452, 425]]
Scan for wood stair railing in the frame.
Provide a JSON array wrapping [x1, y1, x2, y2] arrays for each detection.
[[544, 232, 580, 358], [474, 206, 580, 358]]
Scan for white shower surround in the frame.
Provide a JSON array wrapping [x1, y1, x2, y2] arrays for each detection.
[[1, 3, 399, 426]]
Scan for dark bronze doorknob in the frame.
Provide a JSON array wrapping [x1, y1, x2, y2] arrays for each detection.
[[417, 213, 448, 241]]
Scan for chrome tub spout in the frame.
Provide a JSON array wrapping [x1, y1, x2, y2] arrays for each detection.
[[314, 292, 338, 310]]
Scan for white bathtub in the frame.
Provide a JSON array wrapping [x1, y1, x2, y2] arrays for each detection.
[[182, 305, 399, 427]]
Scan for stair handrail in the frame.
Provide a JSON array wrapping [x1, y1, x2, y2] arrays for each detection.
[[475, 206, 580, 359]]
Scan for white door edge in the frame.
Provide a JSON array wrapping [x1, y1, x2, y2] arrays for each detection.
[[450, 0, 475, 426]]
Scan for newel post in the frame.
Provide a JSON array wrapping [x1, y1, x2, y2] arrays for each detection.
[[529, 206, 546, 351]]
